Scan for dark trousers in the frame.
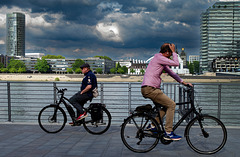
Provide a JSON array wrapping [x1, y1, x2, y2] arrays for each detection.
[[69, 92, 90, 115]]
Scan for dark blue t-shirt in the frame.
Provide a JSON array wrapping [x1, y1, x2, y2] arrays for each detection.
[[81, 70, 97, 98]]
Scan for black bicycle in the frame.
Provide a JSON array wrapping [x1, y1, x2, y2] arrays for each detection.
[[38, 87, 112, 135], [120, 86, 227, 154]]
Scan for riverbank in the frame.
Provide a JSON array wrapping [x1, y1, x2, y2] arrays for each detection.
[[1, 73, 240, 83]]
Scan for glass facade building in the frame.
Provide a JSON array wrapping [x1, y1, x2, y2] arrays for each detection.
[[200, 1, 240, 72], [6, 12, 25, 57], [84, 57, 115, 74]]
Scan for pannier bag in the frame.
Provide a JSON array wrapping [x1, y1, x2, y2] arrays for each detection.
[[90, 103, 103, 121], [135, 104, 152, 113]]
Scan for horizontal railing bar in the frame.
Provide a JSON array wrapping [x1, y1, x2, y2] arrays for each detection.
[[0, 81, 239, 126]]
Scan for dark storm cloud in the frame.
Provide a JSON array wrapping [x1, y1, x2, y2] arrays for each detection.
[[0, 0, 218, 60]]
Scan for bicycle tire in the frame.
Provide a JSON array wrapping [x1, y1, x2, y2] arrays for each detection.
[[83, 106, 111, 135], [121, 113, 160, 153], [185, 115, 227, 154], [38, 105, 67, 133]]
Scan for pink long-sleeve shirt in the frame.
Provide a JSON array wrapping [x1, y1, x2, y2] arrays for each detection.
[[142, 52, 183, 88]]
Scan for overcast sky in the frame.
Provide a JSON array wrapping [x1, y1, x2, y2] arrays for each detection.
[[0, 0, 219, 60]]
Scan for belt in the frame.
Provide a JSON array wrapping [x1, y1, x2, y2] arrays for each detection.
[[141, 85, 154, 88]]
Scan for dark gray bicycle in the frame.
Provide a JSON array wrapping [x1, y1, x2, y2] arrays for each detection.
[[120, 86, 227, 154], [38, 87, 111, 135]]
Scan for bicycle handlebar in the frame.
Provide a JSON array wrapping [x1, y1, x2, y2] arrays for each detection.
[[55, 87, 67, 93]]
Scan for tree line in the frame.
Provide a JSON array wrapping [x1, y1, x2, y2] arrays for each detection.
[[0, 55, 199, 75], [0, 55, 131, 74]]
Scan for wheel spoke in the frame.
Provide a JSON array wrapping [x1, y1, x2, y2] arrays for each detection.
[[38, 105, 66, 133], [185, 115, 227, 154], [83, 107, 111, 135], [121, 114, 159, 153]]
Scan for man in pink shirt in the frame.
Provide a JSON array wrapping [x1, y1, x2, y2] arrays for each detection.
[[141, 43, 192, 141]]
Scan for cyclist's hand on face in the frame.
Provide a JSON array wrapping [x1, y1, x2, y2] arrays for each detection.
[[169, 43, 176, 53], [181, 81, 193, 87]]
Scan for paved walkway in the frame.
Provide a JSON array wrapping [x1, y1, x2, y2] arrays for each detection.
[[0, 123, 239, 157]]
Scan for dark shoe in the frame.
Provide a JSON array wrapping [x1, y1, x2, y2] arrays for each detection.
[[146, 124, 157, 134]]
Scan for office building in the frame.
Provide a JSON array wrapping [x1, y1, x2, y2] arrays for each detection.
[[189, 55, 200, 63], [128, 59, 147, 75], [212, 56, 240, 72], [18, 57, 75, 73], [0, 54, 16, 68], [25, 53, 45, 59], [200, 0, 240, 72], [6, 12, 25, 57], [84, 57, 115, 74]]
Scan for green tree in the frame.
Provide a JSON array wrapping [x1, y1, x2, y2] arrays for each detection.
[[96, 68, 103, 74], [7, 59, 26, 73], [130, 69, 135, 74], [110, 67, 117, 74], [116, 62, 121, 69], [42, 55, 65, 59], [34, 58, 50, 73], [140, 69, 145, 75], [18, 67, 26, 73], [72, 59, 85, 72], [187, 61, 200, 74], [193, 61, 200, 74], [122, 66, 128, 74], [1, 68, 8, 73], [0, 62, 4, 69], [75, 68, 82, 74], [9, 68, 17, 73], [117, 68, 125, 74], [94, 56, 112, 60], [187, 62, 194, 74], [67, 68, 73, 74]]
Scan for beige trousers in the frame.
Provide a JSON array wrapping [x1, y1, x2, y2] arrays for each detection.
[[141, 86, 176, 132]]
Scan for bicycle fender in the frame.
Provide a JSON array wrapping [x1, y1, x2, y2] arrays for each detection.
[[184, 114, 210, 137]]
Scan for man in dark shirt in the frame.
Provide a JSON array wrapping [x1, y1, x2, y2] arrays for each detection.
[[69, 63, 97, 121]]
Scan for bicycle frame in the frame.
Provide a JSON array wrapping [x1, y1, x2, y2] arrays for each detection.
[[155, 86, 201, 132], [54, 88, 77, 122]]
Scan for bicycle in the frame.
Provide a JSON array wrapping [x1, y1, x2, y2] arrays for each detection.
[[38, 87, 112, 135], [120, 86, 227, 154]]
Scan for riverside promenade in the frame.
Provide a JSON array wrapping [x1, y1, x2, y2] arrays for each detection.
[[0, 123, 239, 157]]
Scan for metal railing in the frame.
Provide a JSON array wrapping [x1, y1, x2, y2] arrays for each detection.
[[0, 81, 240, 126]]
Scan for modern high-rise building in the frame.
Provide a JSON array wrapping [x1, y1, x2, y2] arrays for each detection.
[[200, 0, 240, 72], [6, 12, 25, 57]]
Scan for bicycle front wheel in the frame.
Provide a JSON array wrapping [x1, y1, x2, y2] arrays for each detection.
[[121, 113, 160, 153], [185, 115, 227, 154], [38, 105, 67, 133], [83, 107, 111, 135]]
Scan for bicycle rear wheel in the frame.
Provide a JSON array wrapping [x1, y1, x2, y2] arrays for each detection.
[[185, 115, 227, 154], [38, 105, 67, 133], [121, 113, 160, 153], [83, 107, 111, 135]]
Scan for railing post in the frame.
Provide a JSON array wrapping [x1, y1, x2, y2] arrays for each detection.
[[218, 84, 222, 120], [179, 86, 183, 111], [100, 83, 104, 104], [7, 82, 11, 122], [53, 82, 57, 104], [128, 83, 131, 116]]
